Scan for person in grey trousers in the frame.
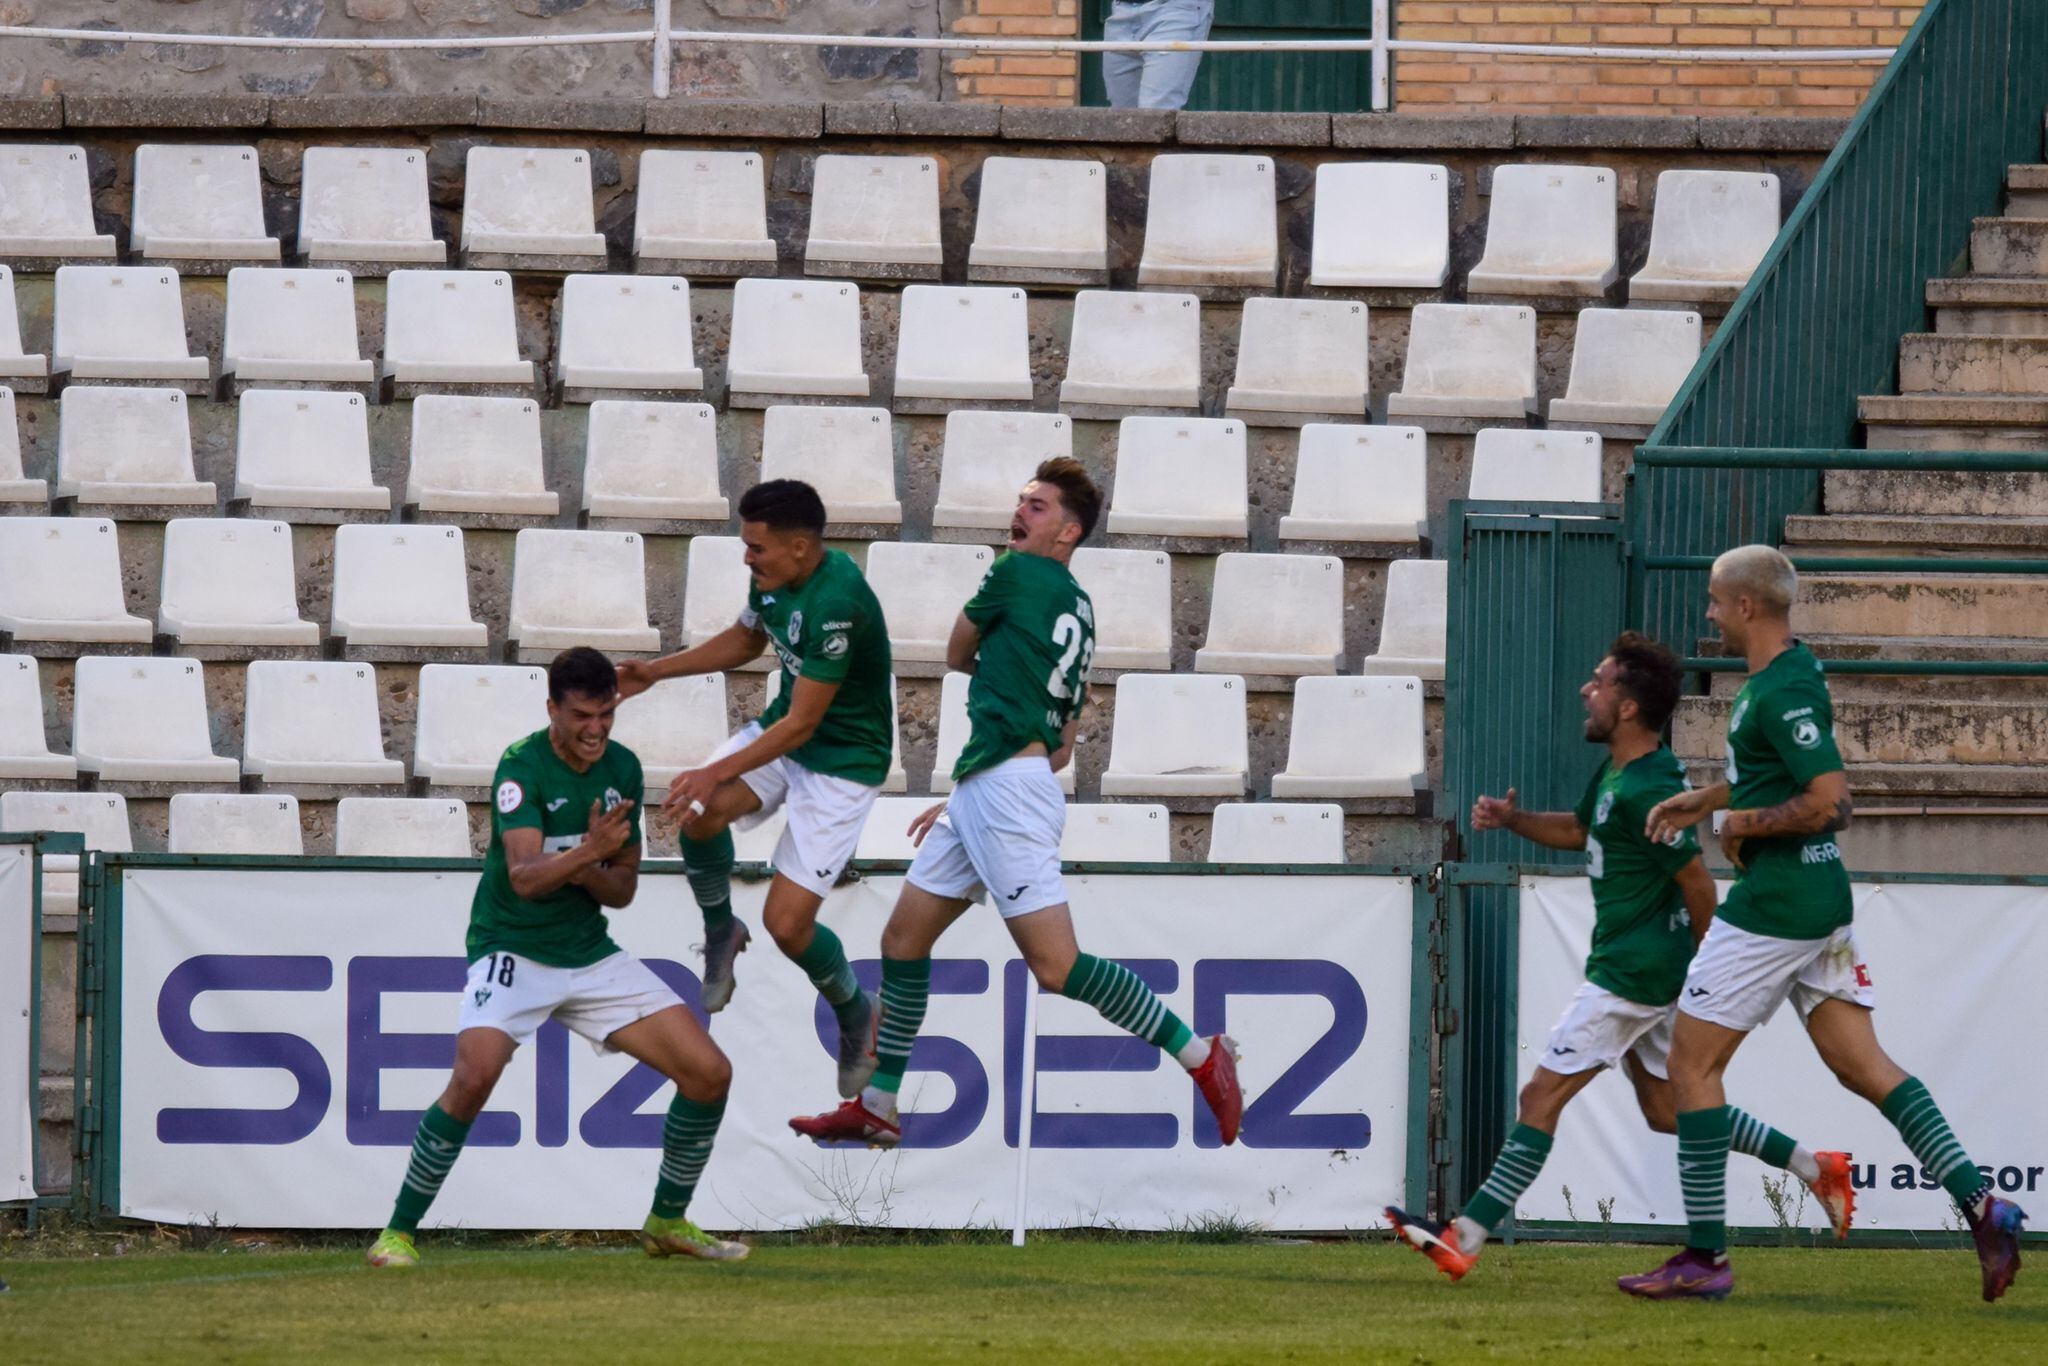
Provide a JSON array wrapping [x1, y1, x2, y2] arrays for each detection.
[[1103, 0, 1215, 110]]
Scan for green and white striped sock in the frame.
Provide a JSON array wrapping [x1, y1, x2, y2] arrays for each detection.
[[387, 1103, 470, 1235], [863, 955, 931, 1115], [1677, 1105, 1732, 1253], [680, 829, 736, 939], [1728, 1106, 1817, 1181], [1881, 1077, 1988, 1213], [651, 1094, 725, 1220], [1460, 1122, 1554, 1236], [1060, 952, 1197, 1060], [792, 923, 862, 1013]]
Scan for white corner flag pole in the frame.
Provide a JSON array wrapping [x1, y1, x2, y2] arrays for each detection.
[[1011, 973, 1040, 1248]]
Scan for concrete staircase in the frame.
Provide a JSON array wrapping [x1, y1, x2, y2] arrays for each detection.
[[1673, 157, 2048, 875]]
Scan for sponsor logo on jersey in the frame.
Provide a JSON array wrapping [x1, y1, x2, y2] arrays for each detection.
[[1800, 840, 1843, 865], [1791, 718, 1823, 749], [820, 619, 851, 632], [822, 632, 849, 658], [495, 780, 524, 814], [1007, 885, 1029, 901], [546, 797, 568, 812]]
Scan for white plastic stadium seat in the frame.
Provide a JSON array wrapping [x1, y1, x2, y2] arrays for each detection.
[[506, 528, 662, 658], [460, 146, 606, 270], [130, 144, 280, 265], [414, 664, 550, 789], [968, 156, 1109, 286], [1059, 290, 1201, 413], [0, 266, 47, 389], [1385, 303, 1538, 427], [608, 672, 728, 797], [930, 670, 1077, 796], [242, 660, 406, 789], [0, 517, 151, 647], [633, 149, 776, 274], [1362, 559, 1447, 681], [232, 389, 390, 517], [1103, 417, 1247, 540], [0, 389, 46, 504], [892, 285, 1034, 407], [856, 796, 948, 860], [220, 268, 375, 391], [865, 542, 995, 668], [1470, 428, 1604, 505], [1632, 170, 1781, 307], [1061, 804, 1169, 861], [1309, 162, 1450, 290], [0, 791, 129, 919], [804, 154, 942, 278], [1225, 297, 1369, 424], [297, 146, 445, 269], [1547, 308, 1701, 429], [169, 793, 304, 855], [1069, 547, 1172, 672], [1272, 676, 1427, 800], [0, 144, 116, 263], [52, 267, 210, 390], [157, 518, 320, 651], [55, 386, 214, 509], [764, 669, 908, 793], [557, 274, 704, 400], [681, 536, 767, 671], [381, 269, 535, 392], [335, 797, 473, 858], [725, 278, 869, 403], [330, 524, 488, 654], [758, 406, 901, 527], [932, 411, 1072, 534], [1099, 673, 1247, 798], [1279, 425, 1427, 544], [72, 655, 240, 786], [1207, 802, 1346, 864], [404, 395, 557, 519], [1194, 552, 1345, 677], [0, 655, 74, 782], [581, 401, 727, 524], [1137, 154, 1277, 290], [1467, 164, 1618, 299]]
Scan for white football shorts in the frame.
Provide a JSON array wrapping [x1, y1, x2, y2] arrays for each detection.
[[1678, 918, 1874, 1034], [1539, 981, 1675, 1081], [456, 949, 682, 1053], [711, 722, 880, 899], [907, 755, 1068, 918]]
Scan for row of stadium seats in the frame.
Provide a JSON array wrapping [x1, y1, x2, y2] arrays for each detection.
[[0, 143, 1777, 307], [0, 658, 1429, 805], [0, 264, 1700, 429], [0, 790, 1360, 887], [2, 390, 1605, 535]]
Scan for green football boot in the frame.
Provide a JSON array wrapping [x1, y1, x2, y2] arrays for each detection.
[[640, 1213, 750, 1262], [366, 1229, 419, 1269]]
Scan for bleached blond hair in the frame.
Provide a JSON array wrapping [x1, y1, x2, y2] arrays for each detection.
[[1710, 543, 1797, 617]]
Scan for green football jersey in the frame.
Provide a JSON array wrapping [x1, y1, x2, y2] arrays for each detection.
[[468, 729, 643, 968], [745, 548, 895, 787], [954, 550, 1096, 782], [1572, 747, 1702, 1005], [1717, 641, 1854, 940]]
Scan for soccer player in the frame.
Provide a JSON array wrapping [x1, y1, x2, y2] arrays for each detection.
[[366, 647, 746, 1268], [787, 458, 1244, 1148], [615, 480, 890, 1098], [1384, 633, 1851, 1281], [1619, 545, 2026, 1302]]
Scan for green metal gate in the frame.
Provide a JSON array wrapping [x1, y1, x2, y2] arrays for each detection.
[[1440, 502, 1627, 1210], [1080, 1, 1376, 112]]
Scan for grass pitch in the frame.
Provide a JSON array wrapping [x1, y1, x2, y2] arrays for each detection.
[[1, 1234, 2040, 1363]]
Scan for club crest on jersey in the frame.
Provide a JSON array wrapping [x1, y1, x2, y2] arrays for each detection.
[[1594, 792, 1615, 826], [603, 787, 624, 811], [788, 610, 803, 645], [822, 632, 849, 658], [1729, 698, 1750, 732], [495, 780, 523, 814], [1791, 719, 1822, 749]]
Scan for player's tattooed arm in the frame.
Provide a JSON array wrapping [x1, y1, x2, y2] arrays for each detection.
[[1722, 770, 1853, 841]]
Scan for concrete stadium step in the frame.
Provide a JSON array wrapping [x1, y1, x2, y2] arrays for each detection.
[[1855, 393, 2048, 449], [1681, 756, 2048, 802], [1966, 216, 2048, 276], [1925, 276, 2048, 335], [2001, 163, 2048, 218], [1897, 332, 2048, 395], [1822, 468, 2048, 518], [1796, 572, 2048, 639], [1783, 512, 2048, 556], [1695, 638, 2048, 699], [1674, 695, 2048, 767]]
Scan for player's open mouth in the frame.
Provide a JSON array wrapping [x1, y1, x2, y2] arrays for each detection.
[[1009, 522, 1026, 541]]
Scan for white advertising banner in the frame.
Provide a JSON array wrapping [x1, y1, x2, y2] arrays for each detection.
[[113, 867, 1414, 1231], [1, 841, 34, 1201], [1515, 876, 2048, 1232]]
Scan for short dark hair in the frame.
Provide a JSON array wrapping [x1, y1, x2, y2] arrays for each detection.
[[1607, 631, 1682, 733], [738, 479, 827, 537], [1030, 457, 1101, 542], [548, 646, 617, 704]]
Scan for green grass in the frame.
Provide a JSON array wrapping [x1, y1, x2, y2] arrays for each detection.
[[0, 1235, 2041, 1363]]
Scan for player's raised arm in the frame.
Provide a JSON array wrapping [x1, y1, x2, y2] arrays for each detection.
[[616, 622, 770, 699], [1471, 787, 1587, 851]]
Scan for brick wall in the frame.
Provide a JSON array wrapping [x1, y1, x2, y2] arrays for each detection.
[[1394, 2, 1925, 113], [948, 0, 1081, 106]]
